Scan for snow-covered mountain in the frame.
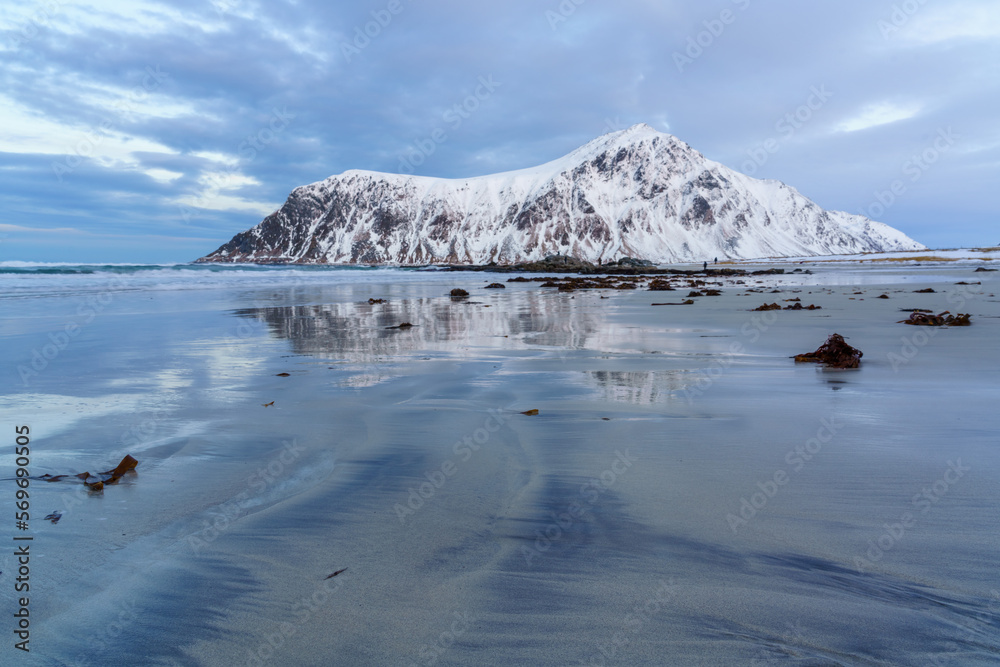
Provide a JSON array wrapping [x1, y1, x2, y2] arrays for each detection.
[[197, 124, 924, 265]]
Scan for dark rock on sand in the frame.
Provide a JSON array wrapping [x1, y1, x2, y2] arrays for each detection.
[[442, 255, 770, 277], [899, 311, 972, 326], [794, 333, 863, 369], [611, 256, 654, 267]]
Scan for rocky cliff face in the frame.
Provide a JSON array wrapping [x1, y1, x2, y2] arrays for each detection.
[[198, 124, 924, 264]]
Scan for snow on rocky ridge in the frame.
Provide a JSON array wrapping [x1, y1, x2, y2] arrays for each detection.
[[197, 124, 924, 265]]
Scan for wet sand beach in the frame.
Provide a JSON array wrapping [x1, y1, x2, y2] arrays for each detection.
[[2, 262, 999, 666]]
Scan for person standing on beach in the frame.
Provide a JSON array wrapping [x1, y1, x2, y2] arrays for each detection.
[[703, 261, 707, 271]]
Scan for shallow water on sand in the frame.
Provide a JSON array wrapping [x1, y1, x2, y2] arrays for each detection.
[[2, 264, 998, 666]]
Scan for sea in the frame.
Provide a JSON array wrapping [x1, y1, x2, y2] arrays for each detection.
[[2, 260, 999, 666]]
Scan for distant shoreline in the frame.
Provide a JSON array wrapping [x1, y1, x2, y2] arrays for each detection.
[[191, 247, 998, 272], [193, 254, 790, 276]]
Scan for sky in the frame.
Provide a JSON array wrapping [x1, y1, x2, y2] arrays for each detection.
[[1, 0, 997, 263]]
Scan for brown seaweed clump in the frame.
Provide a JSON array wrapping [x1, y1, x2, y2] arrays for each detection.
[[753, 303, 782, 311], [450, 288, 470, 297], [38, 454, 139, 492], [899, 311, 972, 326], [484, 283, 505, 289], [794, 333, 863, 369]]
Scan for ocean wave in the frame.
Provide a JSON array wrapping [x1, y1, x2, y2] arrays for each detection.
[[0, 262, 471, 298], [0, 267, 97, 275]]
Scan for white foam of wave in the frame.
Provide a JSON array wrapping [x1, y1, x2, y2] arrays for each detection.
[[0, 264, 459, 298]]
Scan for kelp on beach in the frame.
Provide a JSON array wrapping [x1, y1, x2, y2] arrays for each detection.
[[794, 333, 863, 369], [37, 454, 139, 491]]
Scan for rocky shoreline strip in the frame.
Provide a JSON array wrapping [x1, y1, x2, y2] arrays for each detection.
[[439, 254, 799, 277]]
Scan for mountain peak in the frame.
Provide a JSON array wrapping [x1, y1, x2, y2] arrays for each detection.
[[538, 123, 689, 179], [619, 122, 658, 135], [592, 122, 666, 148]]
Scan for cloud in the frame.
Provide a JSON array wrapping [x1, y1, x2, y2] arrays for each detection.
[[902, 4, 1000, 44], [146, 168, 184, 182], [836, 102, 923, 133], [0, 0, 997, 260], [0, 94, 179, 162], [0, 222, 85, 234]]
